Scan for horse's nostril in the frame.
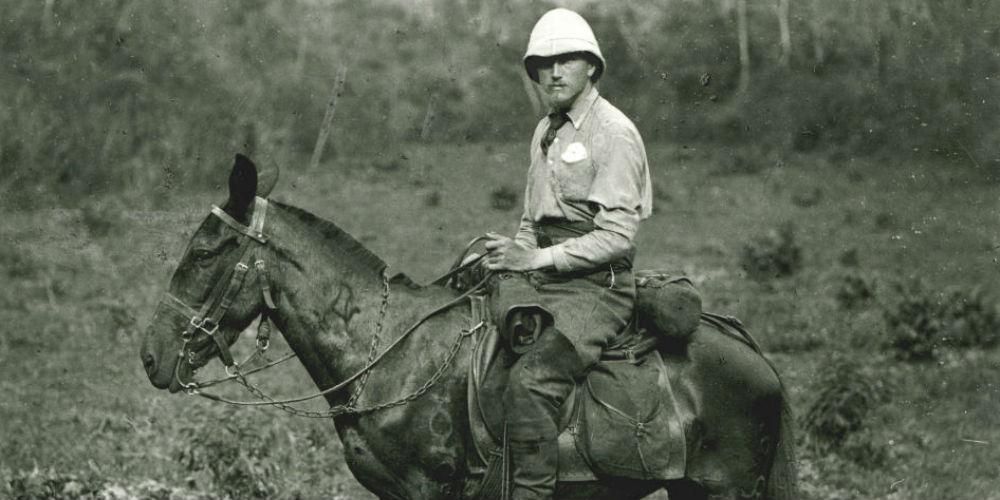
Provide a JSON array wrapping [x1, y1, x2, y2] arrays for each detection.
[[142, 352, 157, 373]]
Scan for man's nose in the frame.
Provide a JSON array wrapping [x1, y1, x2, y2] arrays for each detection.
[[551, 62, 564, 79]]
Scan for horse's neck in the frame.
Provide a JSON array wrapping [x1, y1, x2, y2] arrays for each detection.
[[264, 205, 390, 405]]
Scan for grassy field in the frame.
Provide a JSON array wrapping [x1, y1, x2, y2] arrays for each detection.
[[1, 143, 998, 499]]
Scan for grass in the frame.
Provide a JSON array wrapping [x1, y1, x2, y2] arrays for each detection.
[[2, 143, 998, 499]]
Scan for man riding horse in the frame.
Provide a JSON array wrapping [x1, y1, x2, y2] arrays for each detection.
[[481, 8, 653, 499]]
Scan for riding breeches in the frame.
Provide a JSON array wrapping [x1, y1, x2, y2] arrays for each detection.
[[503, 327, 583, 500]]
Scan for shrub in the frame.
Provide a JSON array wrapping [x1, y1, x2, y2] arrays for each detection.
[[882, 280, 1000, 361], [2, 468, 212, 500], [833, 272, 876, 310], [801, 356, 890, 465], [489, 186, 519, 211], [4, 467, 104, 500], [173, 405, 280, 499], [882, 279, 946, 361], [837, 248, 860, 267], [936, 288, 1000, 349], [739, 223, 802, 281]]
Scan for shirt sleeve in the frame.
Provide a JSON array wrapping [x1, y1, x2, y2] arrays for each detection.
[[513, 120, 550, 250], [547, 122, 649, 272], [514, 208, 538, 250]]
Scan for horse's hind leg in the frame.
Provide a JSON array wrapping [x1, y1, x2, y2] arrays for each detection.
[[666, 477, 767, 500], [665, 478, 709, 500]]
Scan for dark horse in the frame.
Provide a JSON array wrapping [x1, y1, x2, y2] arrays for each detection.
[[140, 156, 797, 499]]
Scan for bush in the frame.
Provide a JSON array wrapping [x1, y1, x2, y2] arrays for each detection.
[[2, 467, 213, 500], [882, 280, 1000, 361], [936, 288, 1000, 349], [173, 405, 280, 499], [833, 272, 876, 310], [489, 185, 519, 211], [739, 223, 802, 282], [801, 356, 891, 465], [4, 467, 104, 500]]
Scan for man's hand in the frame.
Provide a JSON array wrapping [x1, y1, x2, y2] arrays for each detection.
[[483, 232, 550, 271]]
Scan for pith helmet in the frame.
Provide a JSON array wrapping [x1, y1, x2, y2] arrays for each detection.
[[523, 8, 606, 83]]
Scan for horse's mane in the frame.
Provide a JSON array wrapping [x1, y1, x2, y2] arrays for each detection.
[[273, 201, 388, 275]]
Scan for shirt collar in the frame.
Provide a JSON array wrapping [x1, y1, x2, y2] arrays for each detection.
[[557, 86, 600, 130]]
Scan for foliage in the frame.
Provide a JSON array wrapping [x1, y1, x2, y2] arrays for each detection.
[[739, 223, 802, 282], [936, 288, 1000, 350], [2, 144, 999, 499], [3, 467, 104, 500], [173, 405, 280, 499], [833, 271, 876, 310], [2, 467, 215, 499], [882, 279, 1000, 361], [489, 185, 519, 211], [801, 356, 891, 466], [3, 0, 1000, 206]]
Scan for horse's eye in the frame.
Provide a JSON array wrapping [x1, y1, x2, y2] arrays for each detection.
[[191, 249, 215, 262]]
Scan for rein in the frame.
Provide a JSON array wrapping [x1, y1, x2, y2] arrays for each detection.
[[157, 197, 489, 418]]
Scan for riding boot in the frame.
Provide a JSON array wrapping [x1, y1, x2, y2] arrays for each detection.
[[508, 437, 559, 500], [504, 327, 587, 500]]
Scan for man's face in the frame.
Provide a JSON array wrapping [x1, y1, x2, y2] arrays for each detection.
[[536, 53, 595, 110]]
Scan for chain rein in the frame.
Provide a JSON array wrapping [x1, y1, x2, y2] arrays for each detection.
[[170, 197, 487, 418]]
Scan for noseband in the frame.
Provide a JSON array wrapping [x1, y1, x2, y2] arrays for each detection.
[[159, 197, 277, 387]]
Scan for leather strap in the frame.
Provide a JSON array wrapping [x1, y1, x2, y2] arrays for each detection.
[[164, 197, 270, 368], [210, 197, 269, 243]]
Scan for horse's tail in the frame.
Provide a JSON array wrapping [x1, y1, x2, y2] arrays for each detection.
[[765, 396, 798, 500]]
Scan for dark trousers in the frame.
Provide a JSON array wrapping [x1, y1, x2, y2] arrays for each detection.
[[503, 328, 586, 500]]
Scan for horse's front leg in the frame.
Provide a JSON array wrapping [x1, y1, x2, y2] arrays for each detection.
[[338, 420, 465, 500]]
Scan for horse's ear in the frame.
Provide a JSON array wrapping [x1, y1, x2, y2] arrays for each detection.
[[225, 154, 258, 219], [256, 159, 279, 198]]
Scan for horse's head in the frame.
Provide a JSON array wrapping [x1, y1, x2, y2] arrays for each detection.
[[140, 154, 279, 392]]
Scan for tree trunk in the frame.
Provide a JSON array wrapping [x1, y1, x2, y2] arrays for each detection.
[[776, 0, 791, 68], [420, 92, 438, 141], [294, 34, 308, 83], [42, 0, 55, 35], [309, 65, 348, 171], [520, 65, 543, 117], [737, 0, 751, 93], [616, 8, 644, 64]]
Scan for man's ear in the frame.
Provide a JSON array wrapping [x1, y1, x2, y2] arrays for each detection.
[[224, 154, 258, 220]]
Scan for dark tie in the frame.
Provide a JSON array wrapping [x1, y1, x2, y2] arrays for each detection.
[[541, 112, 570, 156]]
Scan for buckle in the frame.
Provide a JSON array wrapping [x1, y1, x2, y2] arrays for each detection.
[[190, 316, 219, 336]]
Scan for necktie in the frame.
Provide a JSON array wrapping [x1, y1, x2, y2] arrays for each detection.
[[541, 112, 570, 156]]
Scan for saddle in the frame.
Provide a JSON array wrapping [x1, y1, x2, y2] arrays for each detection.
[[464, 271, 700, 494]]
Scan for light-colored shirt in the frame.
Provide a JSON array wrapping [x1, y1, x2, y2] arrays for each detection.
[[515, 87, 653, 272]]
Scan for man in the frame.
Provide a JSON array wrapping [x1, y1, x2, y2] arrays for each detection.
[[482, 8, 653, 499]]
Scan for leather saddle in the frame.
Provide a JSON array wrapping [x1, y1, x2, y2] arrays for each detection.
[[464, 271, 699, 487]]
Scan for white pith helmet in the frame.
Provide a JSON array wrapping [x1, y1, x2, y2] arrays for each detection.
[[523, 8, 606, 83]]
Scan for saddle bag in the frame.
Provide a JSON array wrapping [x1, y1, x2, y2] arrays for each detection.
[[635, 271, 702, 342], [575, 350, 680, 480]]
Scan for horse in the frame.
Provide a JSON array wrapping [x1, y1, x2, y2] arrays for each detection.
[[140, 155, 797, 499]]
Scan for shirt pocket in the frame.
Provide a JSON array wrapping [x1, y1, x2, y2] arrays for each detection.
[[552, 142, 596, 201]]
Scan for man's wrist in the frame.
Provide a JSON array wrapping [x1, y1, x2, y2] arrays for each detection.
[[530, 247, 555, 270]]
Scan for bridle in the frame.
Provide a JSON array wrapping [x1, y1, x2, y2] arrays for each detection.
[[154, 196, 489, 418]]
